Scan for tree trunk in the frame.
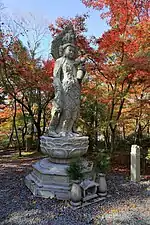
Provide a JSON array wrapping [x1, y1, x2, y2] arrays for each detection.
[[147, 120, 149, 135], [95, 100, 98, 148], [103, 128, 110, 150], [122, 124, 126, 140], [35, 122, 41, 152], [7, 124, 14, 148], [13, 99, 21, 157], [110, 130, 116, 153], [109, 124, 117, 153], [42, 107, 46, 135], [21, 103, 27, 148]]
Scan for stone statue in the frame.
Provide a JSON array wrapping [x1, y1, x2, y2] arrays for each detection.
[[25, 25, 93, 200], [48, 25, 86, 137]]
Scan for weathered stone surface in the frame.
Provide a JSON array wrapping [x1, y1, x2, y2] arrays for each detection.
[[25, 25, 98, 201], [25, 157, 93, 200], [97, 173, 107, 195], [80, 180, 99, 199], [25, 159, 70, 199], [70, 183, 82, 203], [131, 145, 141, 182], [47, 24, 86, 138], [25, 174, 69, 199], [82, 194, 98, 202], [40, 136, 89, 160], [71, 197, 106, 210]]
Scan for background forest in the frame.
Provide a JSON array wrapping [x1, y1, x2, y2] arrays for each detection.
[[0, 0, 149, 171]]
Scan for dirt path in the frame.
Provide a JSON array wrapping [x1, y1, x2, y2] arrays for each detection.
[[0, 149, 150, 225]]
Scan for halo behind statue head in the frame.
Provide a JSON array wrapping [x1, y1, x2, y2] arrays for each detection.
[[51, 24, 76, 59]]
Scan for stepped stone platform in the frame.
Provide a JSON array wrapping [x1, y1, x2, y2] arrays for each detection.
[[25, 135, 93, 199]]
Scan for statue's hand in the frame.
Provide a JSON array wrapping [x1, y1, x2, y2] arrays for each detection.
[[74, 57, 86, 66], [55, 106, 61, 113], [53, 98, 62, 114], [80, 57, 86, 64]]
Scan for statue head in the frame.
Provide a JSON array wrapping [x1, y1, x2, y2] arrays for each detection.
[[64, 45, 76, 59], [59, 43, 77, 59], [51, 24, 78, 59]]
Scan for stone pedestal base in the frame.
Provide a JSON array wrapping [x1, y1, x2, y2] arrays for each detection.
[[25, 158, 70, 199], [25, 158, 93, 200], [25, 135, 93, 200]]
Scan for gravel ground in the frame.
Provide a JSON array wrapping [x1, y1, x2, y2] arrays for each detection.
[[0, 150, 150, 225]]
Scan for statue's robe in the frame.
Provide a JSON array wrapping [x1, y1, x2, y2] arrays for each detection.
[[51, 56, 81, 134]]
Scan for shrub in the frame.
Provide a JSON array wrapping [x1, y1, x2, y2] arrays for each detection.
[[94, 150, 110, 174], [66, 158, 84, 181]]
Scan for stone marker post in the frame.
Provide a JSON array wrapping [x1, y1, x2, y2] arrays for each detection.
[[131, 145, 140, 182]]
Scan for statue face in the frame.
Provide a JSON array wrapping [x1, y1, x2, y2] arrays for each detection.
[[64, 45, 76, 59]]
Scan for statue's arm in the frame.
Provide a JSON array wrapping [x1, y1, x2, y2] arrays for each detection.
[[53, 59, 62, 81], [76, 58, 86, 83], [53, 59, 63, 111]]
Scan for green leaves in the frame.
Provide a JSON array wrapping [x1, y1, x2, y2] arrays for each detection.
[[94, 151, 110, 173], [66, 158, 84, 181]]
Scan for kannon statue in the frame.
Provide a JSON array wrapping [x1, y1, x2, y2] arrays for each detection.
[[48, 25, 86, 137]]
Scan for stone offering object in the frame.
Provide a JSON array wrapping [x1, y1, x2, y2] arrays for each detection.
[[131, 145, 141, 182]]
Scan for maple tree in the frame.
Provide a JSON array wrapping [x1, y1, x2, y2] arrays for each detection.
[[0, 21, 54, 152], [119, 80, 150, 142], [48, 6, 150, 152], [80, 0, 150, 151], [0, 1, 149, 155]]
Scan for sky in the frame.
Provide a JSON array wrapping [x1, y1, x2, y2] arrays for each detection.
[[2, 0, 109, 58]]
